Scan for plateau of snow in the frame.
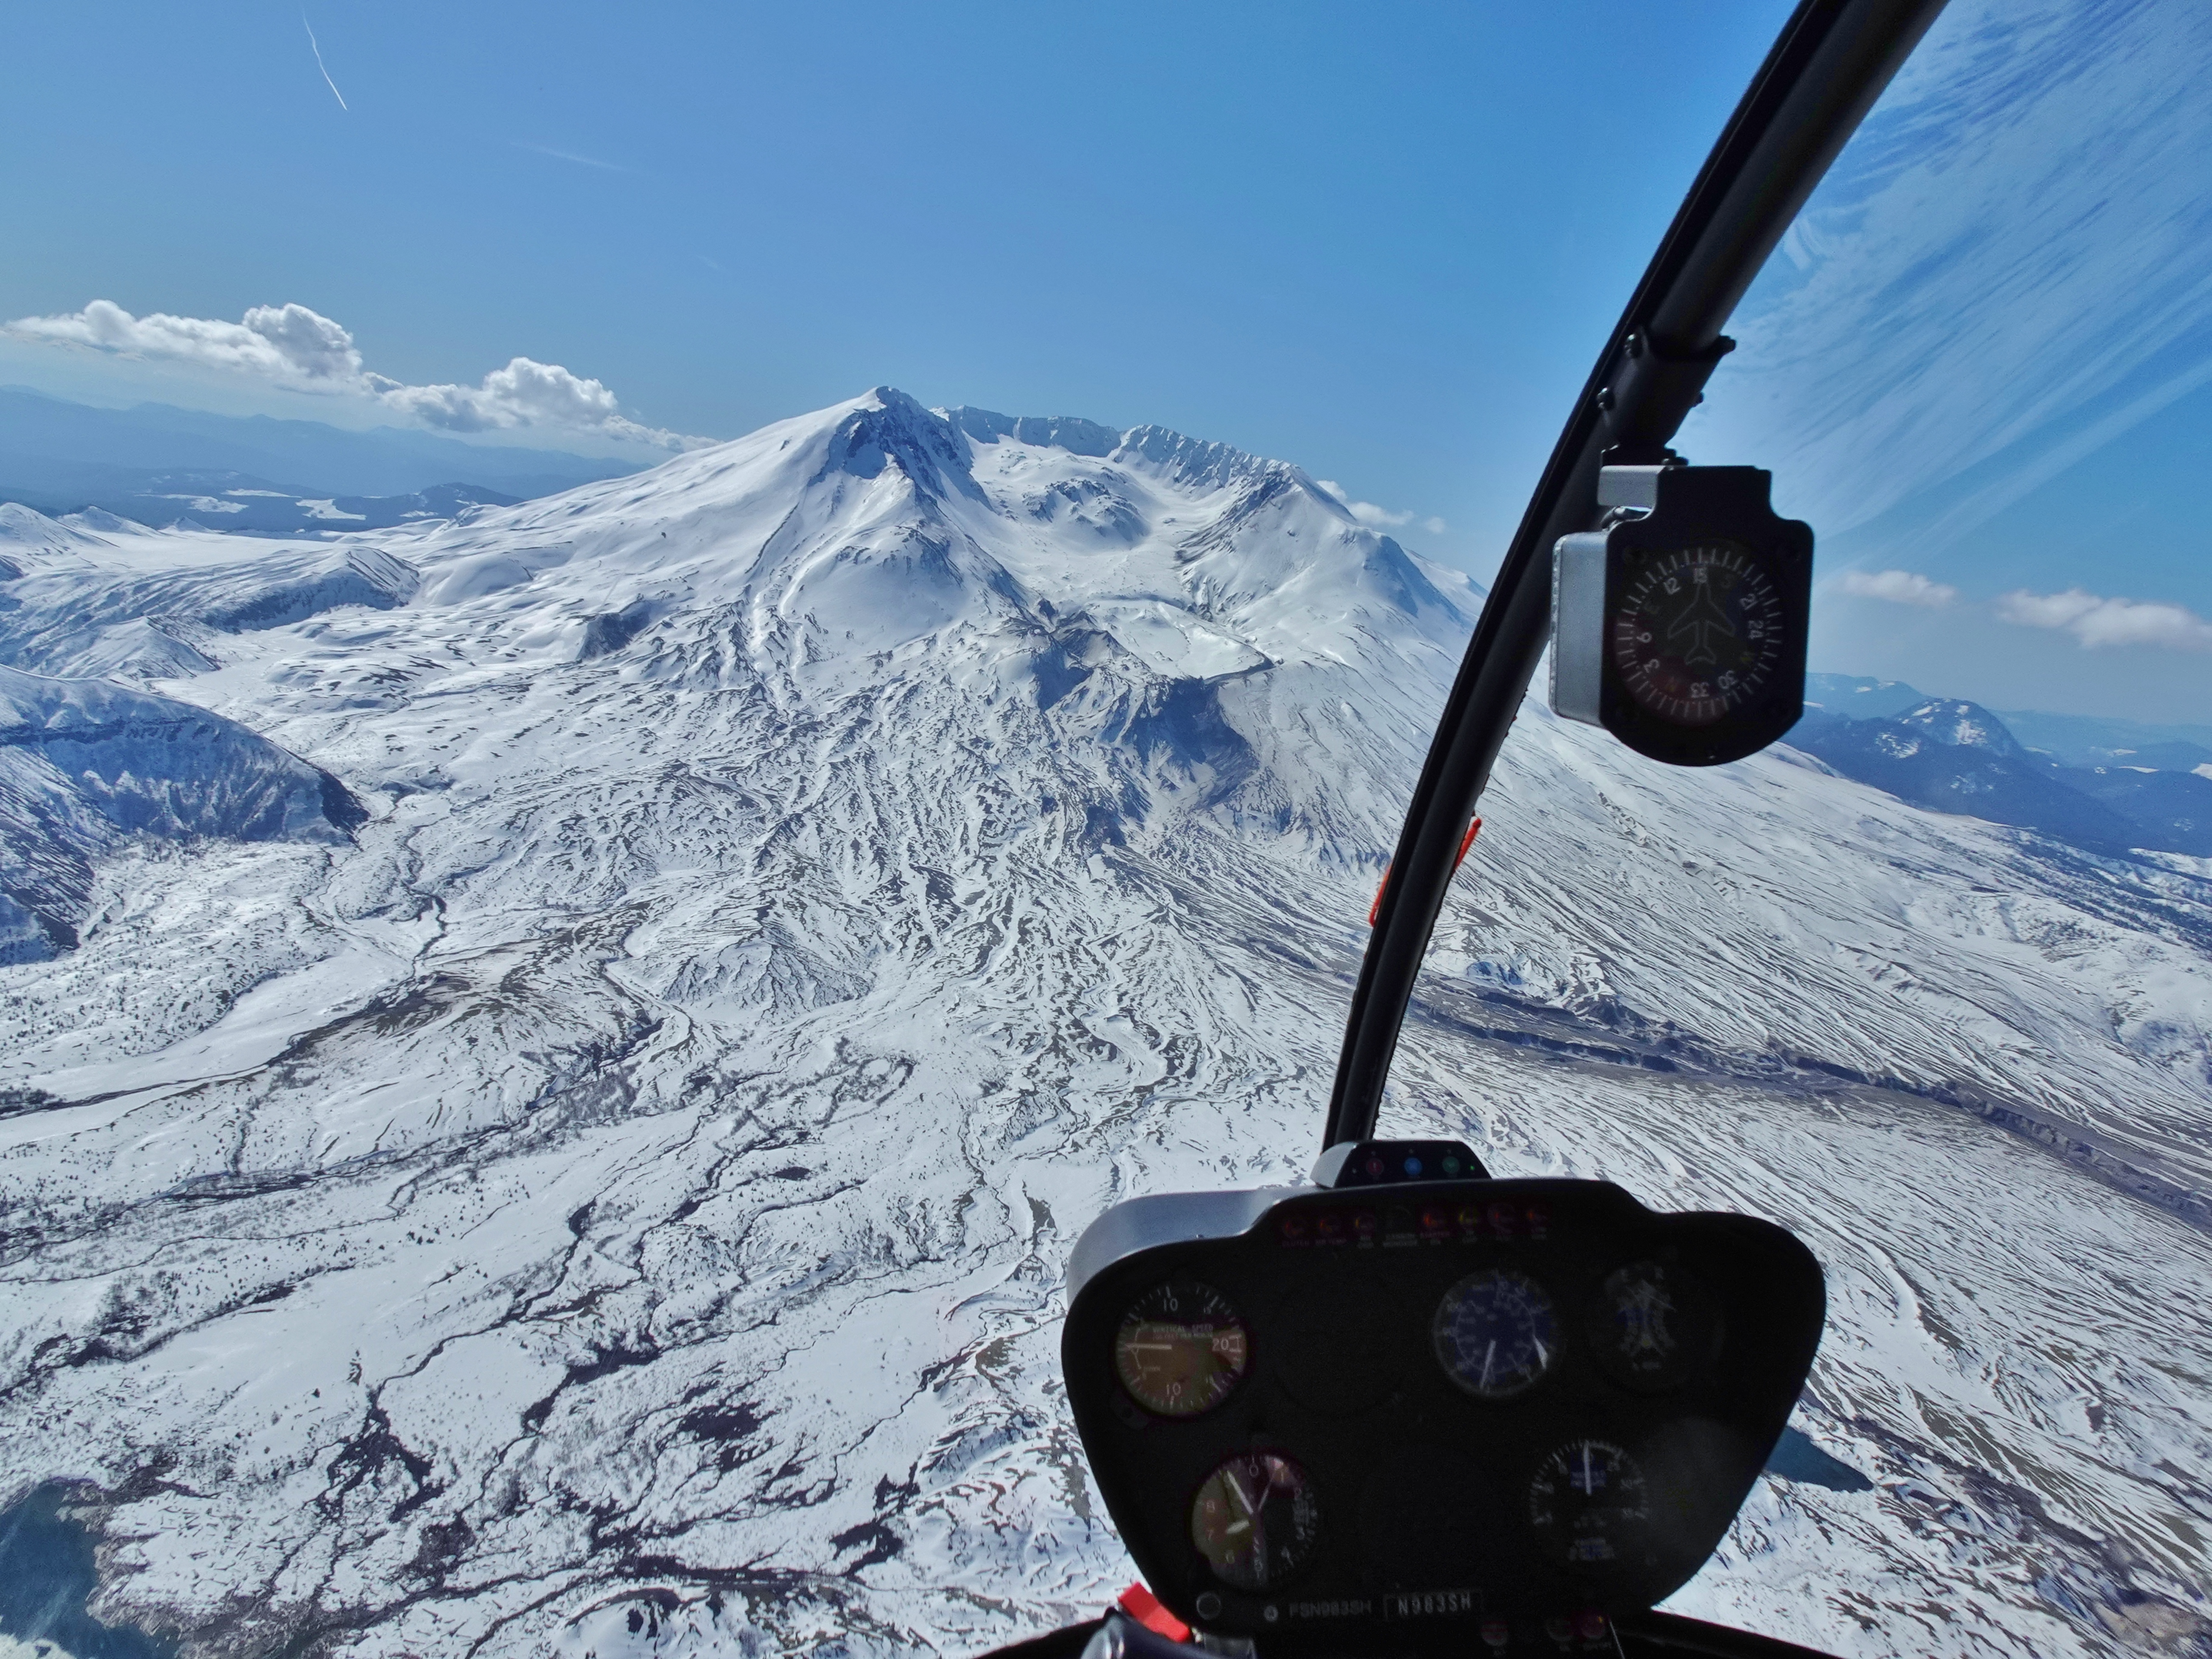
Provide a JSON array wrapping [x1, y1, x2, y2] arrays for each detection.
[[0, 389, 2207, 1659]]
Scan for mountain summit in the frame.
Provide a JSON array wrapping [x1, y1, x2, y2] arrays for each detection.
[[405, 386, 1474, 680]]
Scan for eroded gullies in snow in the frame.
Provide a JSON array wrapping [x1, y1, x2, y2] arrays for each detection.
[[0, 390, 2205, 1659]]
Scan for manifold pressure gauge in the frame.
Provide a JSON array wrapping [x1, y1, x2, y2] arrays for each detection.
[[1550, 465, 1813, 767]]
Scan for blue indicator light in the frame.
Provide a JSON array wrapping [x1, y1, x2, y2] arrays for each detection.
[[1403, 1156, 1423, 1177]]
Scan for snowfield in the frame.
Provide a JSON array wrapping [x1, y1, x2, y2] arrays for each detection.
[[0, 390, 2207, 1659]]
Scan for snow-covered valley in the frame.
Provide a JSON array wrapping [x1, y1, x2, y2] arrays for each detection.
[[1, 390, 2207, 1659]]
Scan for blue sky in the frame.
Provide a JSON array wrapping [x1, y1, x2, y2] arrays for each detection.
[[3, 0, 2207, 721], [0, 2, 1791, 538]]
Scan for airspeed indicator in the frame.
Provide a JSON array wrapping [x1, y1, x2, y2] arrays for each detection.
[[1432, 1270, 1558, 1399]]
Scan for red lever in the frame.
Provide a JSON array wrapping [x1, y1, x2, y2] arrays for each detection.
[[1116, 1584, 1191, 1643]]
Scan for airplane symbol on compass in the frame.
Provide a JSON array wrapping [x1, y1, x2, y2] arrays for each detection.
[[1666, 573, 1739, 668]]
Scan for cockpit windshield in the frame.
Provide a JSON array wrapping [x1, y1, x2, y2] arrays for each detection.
[[1688, 0, 2212, 727], [1555, 0, 2212, 1642], [0, 4, 2207, 1658]]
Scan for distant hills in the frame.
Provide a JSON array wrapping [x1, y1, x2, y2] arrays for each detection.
[[1796, 674, 2212, 856], [0, 385, 643, 534]]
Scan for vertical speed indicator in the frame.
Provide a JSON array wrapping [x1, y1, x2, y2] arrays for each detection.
[[1114, 1281, 1250, 1418], [1610, 541, 1783, 727], [1528, 1439, 1650, 1566]]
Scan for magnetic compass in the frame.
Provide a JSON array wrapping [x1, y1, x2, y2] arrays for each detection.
[[1611, 542, 1783, 725], [1551, 465, 1813, 766]]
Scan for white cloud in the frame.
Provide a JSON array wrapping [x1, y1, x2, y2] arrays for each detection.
[[373, 356, 689, 449], [1995, 587, 2212, 651], [1316, 480, 1445, 537], [8, 299, 364, 382], [1838, 568, 1958, 608], [3, 299, 708, 452]]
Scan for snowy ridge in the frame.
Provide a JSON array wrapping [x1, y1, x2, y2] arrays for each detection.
[[0, 539, 418, 683], [0, 665, 360, 962], [0, 389, 2206, 1659]]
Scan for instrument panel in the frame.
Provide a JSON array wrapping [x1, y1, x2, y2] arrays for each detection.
[[1061, 1177, 1823, 1651]]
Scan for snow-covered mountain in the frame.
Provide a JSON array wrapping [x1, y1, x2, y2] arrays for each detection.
[[0, 666, 363, 962], [1790, 682, 2212, 857], [0, 389, 2207, 1659]]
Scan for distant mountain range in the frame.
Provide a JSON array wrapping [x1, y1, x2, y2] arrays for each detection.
[[1796, 674, 2212, 856], [0, 386, 642, 534]]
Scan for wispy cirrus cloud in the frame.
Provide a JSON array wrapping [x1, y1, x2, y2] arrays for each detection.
[[512, 141, 628, 173], [1996, 587, 2212, 651], [1681, 0, 2212, 546], [1316, 480, 1445, 537], [3, 299, 710, 452], [303, 15, 347, 111], [1838, 568, 1958, 608]]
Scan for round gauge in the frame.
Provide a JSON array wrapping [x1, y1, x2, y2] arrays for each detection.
[[1528, 1439, 1649, 1566], [1610, 541, 1783, 726], [1432, 1270, 1558, 1399], [1587, 1261, 1720, 1392], [1189, 1451, 1321, 1590], [1113, 1282, 1250, 1418]]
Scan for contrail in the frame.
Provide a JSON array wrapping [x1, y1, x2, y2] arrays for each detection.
[[303, 15, 348, 111]]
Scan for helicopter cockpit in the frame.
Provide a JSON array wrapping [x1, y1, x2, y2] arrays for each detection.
[[3, 0, 2205, 1650]]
